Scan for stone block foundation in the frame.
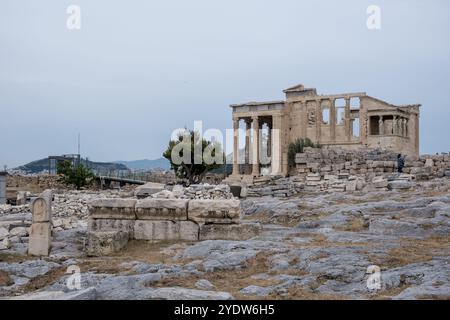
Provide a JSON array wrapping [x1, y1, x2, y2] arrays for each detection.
[[86, 198, 260, 256]]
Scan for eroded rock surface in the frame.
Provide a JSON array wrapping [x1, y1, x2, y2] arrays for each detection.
[[1, 179, 449, 300]]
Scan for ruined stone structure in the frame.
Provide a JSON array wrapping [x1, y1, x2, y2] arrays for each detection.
[[87, 198, 261, 256], [230, 84, 420, 178]]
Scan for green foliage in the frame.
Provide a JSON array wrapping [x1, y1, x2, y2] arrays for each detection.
[[57, 161, 94, 190], [163, 130, 224, 185], [288, 137, 321, 166]]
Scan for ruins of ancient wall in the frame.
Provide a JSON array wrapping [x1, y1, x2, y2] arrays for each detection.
[[294, 147, 450, 179], [86, 198, 261, 256], [6, 174, 67, 195]]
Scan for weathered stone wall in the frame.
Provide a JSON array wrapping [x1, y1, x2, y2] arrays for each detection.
[[6, 174, 67, 195], [245, 147, 449, 197], [294, 147, 450, 179], [86, 198, 261, 256]]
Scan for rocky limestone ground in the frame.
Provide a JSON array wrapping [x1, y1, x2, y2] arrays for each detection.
[[0, 179, 449, 300]]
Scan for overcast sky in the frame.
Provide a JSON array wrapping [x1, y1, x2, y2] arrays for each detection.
[[1, 0, 449, 168]]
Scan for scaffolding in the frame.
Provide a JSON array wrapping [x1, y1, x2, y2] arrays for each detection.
[[48, 154, 81, 175]]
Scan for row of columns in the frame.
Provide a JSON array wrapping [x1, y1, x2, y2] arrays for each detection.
[[377, 115, 408, 136], [232, 116, 274, 177]]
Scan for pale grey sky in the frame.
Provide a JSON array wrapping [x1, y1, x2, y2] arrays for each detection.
[[1, 0, 449, 167]]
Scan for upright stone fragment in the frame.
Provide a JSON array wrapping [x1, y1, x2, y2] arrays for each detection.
[[135, 198, 188, 221], [188, 200, 241, 224], [29, 189, 53, 256], [32, 198, 52, 223], [28, 222, 51, 256]]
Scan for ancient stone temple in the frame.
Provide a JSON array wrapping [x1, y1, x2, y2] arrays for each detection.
[[230, 84, 420, 178]]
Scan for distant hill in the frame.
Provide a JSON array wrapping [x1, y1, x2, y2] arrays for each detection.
[[114, 158, 171, 171], [17, 158, 129, 174]]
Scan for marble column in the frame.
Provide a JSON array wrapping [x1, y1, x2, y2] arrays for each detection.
[[232, 118, 239, 175], [330, 98, 336, 141], [245, 119, 251, 165], [271, 114, 282, 175], [267, 120, 272, 157], [251, 116, 260, 177], [316, 100, 322, 143], [345, 98, 351, 141]]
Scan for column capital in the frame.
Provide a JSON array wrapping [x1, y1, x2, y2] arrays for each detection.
[[233, 118, 239, 129], [251, 115, 259, 122]]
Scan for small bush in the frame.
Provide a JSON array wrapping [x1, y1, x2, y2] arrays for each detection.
[[288, 138, 320, 166], [57, 161, 94, 190]]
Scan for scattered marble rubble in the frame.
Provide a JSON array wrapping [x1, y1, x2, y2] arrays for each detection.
[[135, 182, 237, 200], [0, 191, 121, 251]]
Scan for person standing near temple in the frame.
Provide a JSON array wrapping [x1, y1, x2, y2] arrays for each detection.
[[397, 154, 405, 173]]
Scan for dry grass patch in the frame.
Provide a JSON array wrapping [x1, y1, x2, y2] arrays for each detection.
[[0, 270, 13, 287], [270, 285, 349, 300], [78, 258, 131, 275], [370, 236, 450, 268], [0, 252, 31, 263], [309, 252, 330, 261], [371, 283, 411, 300], [59, 240, 196, 278], [150, 252, 287, 300], [18, 266, 67, 294], [77, 240, 196, 275], [288, 233, 371, 249], [423, 189, 449, 198], [243, 212, 302, 227], [113, 240, 193, 264], [334, 217, 368, 232]]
